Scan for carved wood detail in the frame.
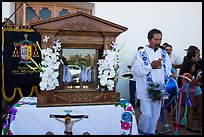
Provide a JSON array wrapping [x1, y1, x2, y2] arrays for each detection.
[[104, 37, 115, 49], [37, 91, 120, 107], [60, 22, 101, 31]]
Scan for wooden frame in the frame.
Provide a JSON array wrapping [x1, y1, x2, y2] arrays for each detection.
[[29, 11, 128, 107]]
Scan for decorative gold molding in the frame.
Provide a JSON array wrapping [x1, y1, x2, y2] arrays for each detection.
[[61, 22, 100, 31], [104, 37, 115, 49], [53, 93, 96, 103], [37, 91, 120, 107]]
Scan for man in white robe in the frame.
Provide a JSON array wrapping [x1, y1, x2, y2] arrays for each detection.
[[131, 28, 172, 135]]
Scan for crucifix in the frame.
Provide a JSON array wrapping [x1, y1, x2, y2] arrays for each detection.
[[50, 114, 88, 135]]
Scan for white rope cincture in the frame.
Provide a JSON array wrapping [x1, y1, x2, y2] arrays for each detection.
[[177, 75, 192, 82]]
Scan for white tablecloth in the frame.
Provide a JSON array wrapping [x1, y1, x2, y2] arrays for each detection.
[[5, 97, 138, 135]]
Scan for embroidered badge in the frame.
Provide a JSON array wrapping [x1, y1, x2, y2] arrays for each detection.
[[13, 34, 39, 63]]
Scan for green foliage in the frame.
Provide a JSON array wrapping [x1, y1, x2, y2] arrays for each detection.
[[66, 54, 93, 67], [3, 126, 9, 135], [147, 81, 163, 102]]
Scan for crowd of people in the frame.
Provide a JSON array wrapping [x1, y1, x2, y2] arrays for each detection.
[[129, 28, 202, 135]]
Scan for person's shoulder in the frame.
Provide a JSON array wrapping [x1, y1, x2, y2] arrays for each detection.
[[159, 48, 169, 57], [140, 46, 146, 50], [172, 53, 180, 58], [171, 53, 181, 61], [170, 52, 176, 56], [170, 53, 179, 59], [159, 48, 166, 52], [197, 59, 202, 64]]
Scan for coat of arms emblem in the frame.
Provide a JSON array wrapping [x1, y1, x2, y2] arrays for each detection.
[[19, 43, 33, 61], [13, 34, 39, 62]]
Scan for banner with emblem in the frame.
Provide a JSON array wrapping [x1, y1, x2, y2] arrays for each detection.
[[2, 26, 41, 102]]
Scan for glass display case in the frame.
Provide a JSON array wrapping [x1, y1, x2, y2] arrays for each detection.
[[30, 11, 127, 106]]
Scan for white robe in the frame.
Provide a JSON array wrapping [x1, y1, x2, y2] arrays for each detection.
[[131, 46, 172, 100], [80, 65, 88, 82], [63, 65, 73, 82], [131, 45, 172, 134]]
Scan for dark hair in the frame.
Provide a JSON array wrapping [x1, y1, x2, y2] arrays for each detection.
[[183, 51, 197, 63], [163, 43, 172, 49], [137, 46, 144, 50], [186, 45, 200, 53], [162, 42, 169, 46], [147, 28, 162, 40], [177, 60, 195, 88]]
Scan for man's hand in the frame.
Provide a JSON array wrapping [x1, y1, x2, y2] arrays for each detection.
[[151, 58, 162, 69], [170, 74, 176, 79]]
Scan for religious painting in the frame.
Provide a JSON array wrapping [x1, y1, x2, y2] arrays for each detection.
[[62, 48, 97, 90]]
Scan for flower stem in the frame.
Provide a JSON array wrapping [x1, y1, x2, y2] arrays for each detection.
[[36, 41, 41, 51]]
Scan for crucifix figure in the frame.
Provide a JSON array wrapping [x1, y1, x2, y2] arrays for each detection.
[[50, 114, 86, 135]]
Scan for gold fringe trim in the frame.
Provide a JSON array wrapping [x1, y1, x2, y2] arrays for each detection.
[[2, 86, 38, 102], [2, 27, 35, 32], [3, 24, 32, 28]]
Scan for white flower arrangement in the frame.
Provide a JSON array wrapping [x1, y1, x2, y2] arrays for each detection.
[[27, 36, 62, 91], [97, 41, 124, 91]]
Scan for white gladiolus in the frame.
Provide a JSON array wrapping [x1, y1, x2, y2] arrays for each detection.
[[43, 36, 50, 43], [97, 42, 120, 91], [27, 36, 62, 91], [107, 79, 114, 91], [38, 36, 61, 91]]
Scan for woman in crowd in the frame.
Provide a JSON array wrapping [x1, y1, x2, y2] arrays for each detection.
[[182, 48, 202, 128], [177, 59, 202, 133]]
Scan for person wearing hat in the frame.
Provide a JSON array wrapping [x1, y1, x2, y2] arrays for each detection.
[[185, 45, 200, 53], [178, 60, 202, 133], [183, 45, 202, 79], [182, 45, 202, 130], [185, 45, 202, 73]]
